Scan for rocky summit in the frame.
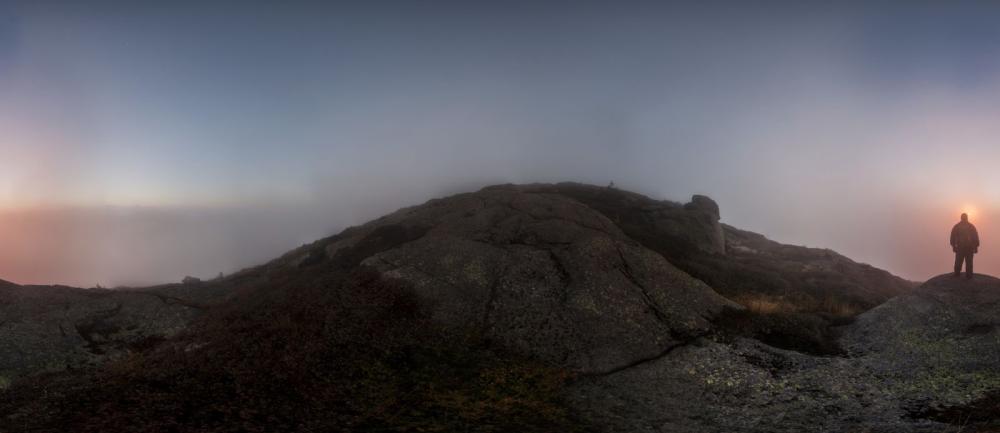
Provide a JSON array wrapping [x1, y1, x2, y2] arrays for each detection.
[[2, 183, 996, 432]]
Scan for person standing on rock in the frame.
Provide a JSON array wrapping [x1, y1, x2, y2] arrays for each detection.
[[951, 213, 979, 279]]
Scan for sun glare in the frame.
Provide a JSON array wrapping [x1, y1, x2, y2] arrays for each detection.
[[962, 205, 978, 220]]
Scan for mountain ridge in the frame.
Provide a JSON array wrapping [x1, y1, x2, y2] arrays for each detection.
[[3, 182, 984, 433]]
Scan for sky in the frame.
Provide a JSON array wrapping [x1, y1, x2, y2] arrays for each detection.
[[2, 1, 1000, 286]]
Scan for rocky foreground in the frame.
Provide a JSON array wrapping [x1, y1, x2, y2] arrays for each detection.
[[2, 183, 993, 432], [571, 274, 1000, 432]]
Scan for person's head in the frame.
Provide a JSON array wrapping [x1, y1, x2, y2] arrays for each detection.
[[962, 213, 969, 222]]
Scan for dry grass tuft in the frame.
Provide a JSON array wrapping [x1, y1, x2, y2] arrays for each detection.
[[735, 296, 794, 315], [733, 294, 863, 319]]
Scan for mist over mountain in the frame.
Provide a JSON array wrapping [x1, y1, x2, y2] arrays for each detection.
[[0, 181, 488, 287], [0, 205, 328, 287]]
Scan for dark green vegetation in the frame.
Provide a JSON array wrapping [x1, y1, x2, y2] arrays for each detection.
[[0, 183, 945, 432]]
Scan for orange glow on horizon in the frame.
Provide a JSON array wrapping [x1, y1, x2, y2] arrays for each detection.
[[961, 205, 979, 222]]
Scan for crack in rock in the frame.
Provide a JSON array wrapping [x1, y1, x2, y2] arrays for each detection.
[[573, 332, 711, 379], [614, 243, 672, 326]]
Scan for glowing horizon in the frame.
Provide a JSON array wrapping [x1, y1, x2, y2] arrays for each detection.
[[4, 2, 1000, 286]]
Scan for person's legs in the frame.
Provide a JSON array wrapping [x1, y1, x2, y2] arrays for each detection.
[[955, 252, 964, 277], [967, 252, 974, 279]]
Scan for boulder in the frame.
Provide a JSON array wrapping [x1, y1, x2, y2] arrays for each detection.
[[684, 194, 721, 220], [684, 194, 725, 254]]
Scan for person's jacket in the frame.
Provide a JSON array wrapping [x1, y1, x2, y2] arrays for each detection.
[[951, 221, 980, 252]]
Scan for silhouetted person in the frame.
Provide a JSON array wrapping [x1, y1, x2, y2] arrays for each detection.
[[951, 213, 979, 279]]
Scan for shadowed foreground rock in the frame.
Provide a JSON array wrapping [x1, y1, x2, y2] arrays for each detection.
[[0, 283, 229, 385]]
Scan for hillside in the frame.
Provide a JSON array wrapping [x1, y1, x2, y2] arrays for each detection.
[[4, 183, 984, 433], [499, 184, 914, 311]]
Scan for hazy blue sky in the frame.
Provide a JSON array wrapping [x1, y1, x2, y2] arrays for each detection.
[[3, 1, 1000, 285]]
